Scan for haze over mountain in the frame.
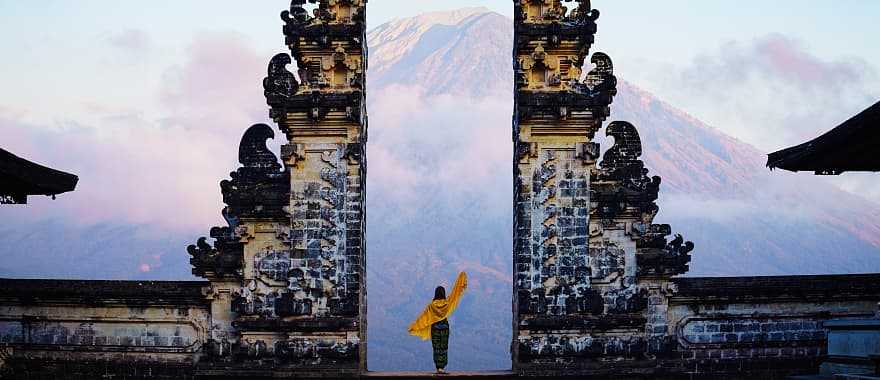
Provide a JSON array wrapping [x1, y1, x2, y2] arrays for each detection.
[[1, 7, 878, 372]]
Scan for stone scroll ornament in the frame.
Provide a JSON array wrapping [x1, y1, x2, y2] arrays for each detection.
[[263, 53, 298, 120], [593, 120, 661, 222], [583, 53, 617, 110], [221, 124, 290, 221]]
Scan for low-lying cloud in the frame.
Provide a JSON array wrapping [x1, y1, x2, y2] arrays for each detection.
[[1, 31, 271, 231], [367, 84, 512, 208]]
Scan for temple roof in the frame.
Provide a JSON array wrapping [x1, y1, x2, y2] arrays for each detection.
[[767, 100, 880, 175], [0, 148, 78, 204]]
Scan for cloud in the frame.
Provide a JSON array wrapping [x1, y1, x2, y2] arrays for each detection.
[[683, 34, 867, 90], [106, 29, 152, 52], [640, 34, 879, 152], [366, 84, 512, 210], [1, 32, 273, 231], [3, 27, 515, 233], [160, 31, 269, 129]]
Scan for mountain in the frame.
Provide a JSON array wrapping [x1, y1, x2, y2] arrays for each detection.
[[369, 8, 512, 97], [0, 8, 878, 373], [0, 220, 194, 281]]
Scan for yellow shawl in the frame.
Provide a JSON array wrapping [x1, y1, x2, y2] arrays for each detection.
[[407, 272, 468, 340]]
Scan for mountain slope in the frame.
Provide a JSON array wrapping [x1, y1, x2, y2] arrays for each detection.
[[369, 9, 512, 97]]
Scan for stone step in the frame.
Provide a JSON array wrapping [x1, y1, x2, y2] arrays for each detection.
[[788, 375, 880, 380], [363, 371, 516, 379]]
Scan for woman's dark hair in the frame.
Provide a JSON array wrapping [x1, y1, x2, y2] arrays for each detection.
[[433, 286, 447, 300]]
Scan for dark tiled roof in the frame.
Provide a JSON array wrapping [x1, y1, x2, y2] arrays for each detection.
[[0, 148, 78, 203], [767, 101, 880, 174]]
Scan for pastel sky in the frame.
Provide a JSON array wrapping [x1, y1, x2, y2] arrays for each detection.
[[2, 1, 878, 129], [1, 1, 879, 229]]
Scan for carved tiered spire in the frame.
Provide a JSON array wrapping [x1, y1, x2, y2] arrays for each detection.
[[191, 0, 367, 373], [512, 0, 694, 373]]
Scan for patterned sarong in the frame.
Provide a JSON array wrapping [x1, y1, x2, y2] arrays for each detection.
[[430, 319, 449, 369]]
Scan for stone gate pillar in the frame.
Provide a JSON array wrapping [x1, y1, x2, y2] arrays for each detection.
[[189, 0, 368, 376], [512, 1, 693, 376]]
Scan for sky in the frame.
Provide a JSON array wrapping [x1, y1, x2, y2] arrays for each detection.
[[1, 1, 878, 137], [1, 1, 879, 227]]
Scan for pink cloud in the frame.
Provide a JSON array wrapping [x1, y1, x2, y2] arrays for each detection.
[[160, 31, 270, 131], [658, 34, 878, 151], [1, 32, 275, 231], [754, 34, 864, 86]]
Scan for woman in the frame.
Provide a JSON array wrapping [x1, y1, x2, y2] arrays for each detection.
[[408, 272, 468, 374]]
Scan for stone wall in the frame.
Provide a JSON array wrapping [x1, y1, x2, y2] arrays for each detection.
[[0, 279, 210, 379], [665, 275, 880, 377]]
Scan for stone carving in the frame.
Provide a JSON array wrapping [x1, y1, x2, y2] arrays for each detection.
[[189, 124, 289, 280], [517, 149, 599, 317], [187, 224, 244, 279], [679, 317, 826, 348], [283, 0, 365, 26], [274, 337, 359, 366], [220, 124, 290, 221], [264, 53, 298, 120], [592, 121, 661, 225], [636, 232, 695, 277], [666, 234, 695, 256], [282, 146, 360, 318], [515, 0, 598, 24], [571, 0, 600, 23], [580, 52, 617, 118], [598, 121, 659, 195], [515, 51, 616, 128], [591, 121, 694, 276], [281, 1, 312, 27]]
